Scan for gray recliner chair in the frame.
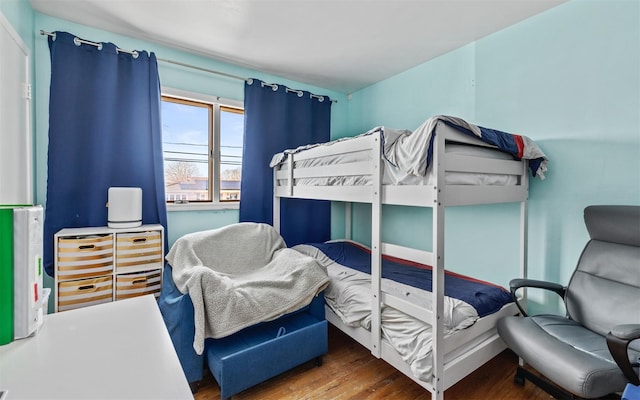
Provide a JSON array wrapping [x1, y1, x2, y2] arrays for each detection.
[[497, 205, 640, 399]]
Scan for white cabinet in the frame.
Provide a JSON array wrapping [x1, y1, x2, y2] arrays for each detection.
[[54, 225, 163, 312]]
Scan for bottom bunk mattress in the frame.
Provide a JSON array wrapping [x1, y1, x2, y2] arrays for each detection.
[[293, 240, 513, 382]]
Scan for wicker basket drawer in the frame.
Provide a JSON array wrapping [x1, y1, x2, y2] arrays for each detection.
[[57, 276, 113, 312], [116, 231, 163, 272], [115, 269, 162, 300], [57, 234, 114, 280]]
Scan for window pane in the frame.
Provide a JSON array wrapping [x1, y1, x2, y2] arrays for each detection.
[[219, 107, 243, 201], [161, 99, 210, 202]]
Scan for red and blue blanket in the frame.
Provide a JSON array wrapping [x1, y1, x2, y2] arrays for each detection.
[[422, 115, 548, 179]]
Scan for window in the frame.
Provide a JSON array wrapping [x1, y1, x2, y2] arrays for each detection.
[[161, 89, 243, 208]]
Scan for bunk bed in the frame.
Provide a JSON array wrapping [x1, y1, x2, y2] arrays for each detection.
[[271, 115, 547, 400]]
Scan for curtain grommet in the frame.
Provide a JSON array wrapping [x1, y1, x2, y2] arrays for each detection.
[[73, 37, 81, 47], [260, 82, 278, 91]]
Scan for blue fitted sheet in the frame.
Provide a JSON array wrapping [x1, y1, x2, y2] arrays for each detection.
[[307, 241, 512, 317]]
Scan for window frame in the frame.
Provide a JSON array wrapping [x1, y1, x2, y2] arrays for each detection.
[[161, 87, 243, 212]]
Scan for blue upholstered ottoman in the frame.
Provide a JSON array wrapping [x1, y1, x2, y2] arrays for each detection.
[[204, 294, 328, 399]]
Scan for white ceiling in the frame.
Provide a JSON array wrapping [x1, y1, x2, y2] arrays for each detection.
[[30, 0, 566, 94]]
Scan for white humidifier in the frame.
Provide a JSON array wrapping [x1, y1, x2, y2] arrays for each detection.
[[107, 187, 142, 229]]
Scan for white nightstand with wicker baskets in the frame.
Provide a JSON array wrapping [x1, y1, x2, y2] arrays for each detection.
[[54, 224, 164, 312]]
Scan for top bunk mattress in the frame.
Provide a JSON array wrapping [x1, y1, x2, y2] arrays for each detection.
[[271, 115, 548, 187], [276, 140, 519, 186]]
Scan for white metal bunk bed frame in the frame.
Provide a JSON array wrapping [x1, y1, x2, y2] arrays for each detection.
[[272, 120, 528, 400]]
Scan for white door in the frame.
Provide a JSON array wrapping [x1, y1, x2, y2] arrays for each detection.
[[0, 11, 32, 204]]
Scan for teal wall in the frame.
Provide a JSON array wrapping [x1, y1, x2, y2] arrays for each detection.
[[0, 0, 33, 44], [345, 0, 640, 312]]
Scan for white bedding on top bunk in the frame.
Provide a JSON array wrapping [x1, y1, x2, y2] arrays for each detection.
[[293, 243, 479, 382], [277, 141, 518, 187], [272, 114, 548, 187]]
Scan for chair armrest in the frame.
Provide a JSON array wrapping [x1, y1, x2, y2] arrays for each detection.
[[509, 278, 567, 317], [611, 325, 640, 341], [607, 324, 640, 386], [157, 265, 204, 384]]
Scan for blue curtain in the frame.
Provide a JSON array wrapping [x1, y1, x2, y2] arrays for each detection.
[[239, 79, 331, 246], [43, 31, 167, 276]]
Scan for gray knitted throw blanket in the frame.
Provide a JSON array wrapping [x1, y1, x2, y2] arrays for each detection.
[[167, 222, 329, 354]]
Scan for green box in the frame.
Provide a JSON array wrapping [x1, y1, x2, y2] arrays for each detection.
[[0, 207, 15, 345], [0, 204, 31, 345]]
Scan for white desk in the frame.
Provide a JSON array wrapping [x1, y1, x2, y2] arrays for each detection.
[[0, 295, 193, 399]]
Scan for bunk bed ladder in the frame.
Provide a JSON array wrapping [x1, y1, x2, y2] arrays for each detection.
[[519, 165, 529, 314], [345, 202, 352, 240], [273, 166, 281, 232], [370, 132, 383, 358], [431, 128, 446, 400]]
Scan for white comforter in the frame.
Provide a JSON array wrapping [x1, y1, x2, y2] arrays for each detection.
[[271, 114, 548, 180], [293, 243, 479, 381]]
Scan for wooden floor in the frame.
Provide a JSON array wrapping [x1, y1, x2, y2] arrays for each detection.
[[193, 324, 553, 400]]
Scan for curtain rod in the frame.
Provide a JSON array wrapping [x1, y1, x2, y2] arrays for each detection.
[[155, 58, 246, 82], [39, 30, 335, 103], [40, 29, 142, 58]]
